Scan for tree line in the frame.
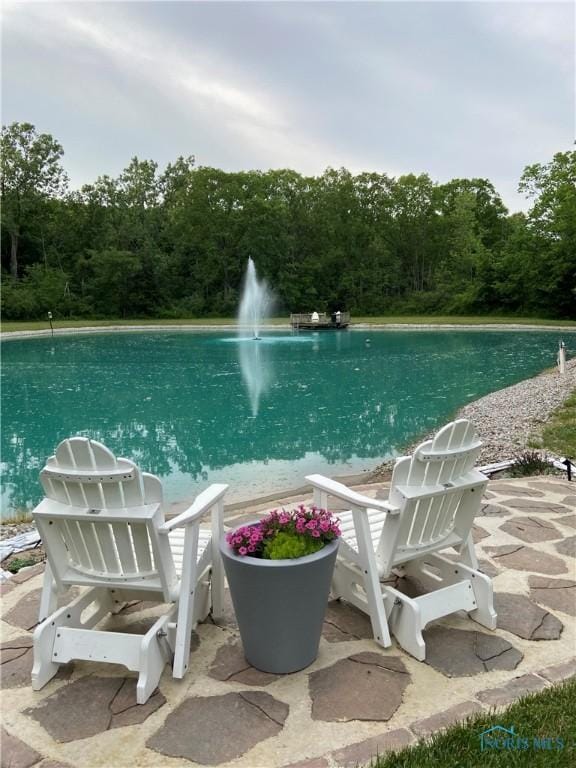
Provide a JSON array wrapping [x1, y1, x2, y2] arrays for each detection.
[[1, 122, 575, 320]]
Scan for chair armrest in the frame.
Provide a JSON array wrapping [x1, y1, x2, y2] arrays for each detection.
[[305, 474, 400, 515], [158, 484, 228, 533]]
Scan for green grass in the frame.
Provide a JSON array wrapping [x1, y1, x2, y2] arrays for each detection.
[[540, 390, 576, 459], [371, 679, 576, 768], [0, 318, 259, 332], [353, 316, 576, 327], [2, 316, 575, 334], [5, 555, 39, 573]]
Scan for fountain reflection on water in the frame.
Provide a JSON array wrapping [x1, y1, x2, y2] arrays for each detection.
[[237, 258, 275, 416]]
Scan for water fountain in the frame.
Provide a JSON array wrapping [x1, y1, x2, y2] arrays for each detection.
[[238, 257, 273, 340], [237, 258, 274, 415]]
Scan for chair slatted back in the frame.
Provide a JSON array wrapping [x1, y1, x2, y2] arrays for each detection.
[[36, 437, 177, 601], [378, 420, 486, 572]]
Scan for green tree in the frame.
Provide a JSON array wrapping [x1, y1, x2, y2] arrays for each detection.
[[1, 122, 68, 278], [519, 151, 576, 317]]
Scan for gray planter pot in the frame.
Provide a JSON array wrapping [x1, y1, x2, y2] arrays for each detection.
[[220, 534, 339, 674]]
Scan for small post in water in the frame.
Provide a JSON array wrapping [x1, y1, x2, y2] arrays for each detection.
[[558, 340, 566, 374], [48, 311, 54, 337]]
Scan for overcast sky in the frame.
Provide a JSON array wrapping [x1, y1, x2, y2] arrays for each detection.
[[2, 1, 574, 211]]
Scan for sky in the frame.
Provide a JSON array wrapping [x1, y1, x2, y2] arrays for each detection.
[[2, 0, 574, 212]]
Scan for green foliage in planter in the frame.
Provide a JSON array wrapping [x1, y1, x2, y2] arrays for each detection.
[[263, 531, 325, 560]]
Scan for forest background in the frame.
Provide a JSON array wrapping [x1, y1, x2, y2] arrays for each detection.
[[2, 122, 575, 321]]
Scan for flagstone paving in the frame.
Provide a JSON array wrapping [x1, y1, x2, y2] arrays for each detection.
[[1, 476, 575, 768], [493, 593, 563, 640], [528, 576, 576, 616]]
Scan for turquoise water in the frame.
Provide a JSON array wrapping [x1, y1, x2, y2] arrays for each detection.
[[1, 329, 571, 517]]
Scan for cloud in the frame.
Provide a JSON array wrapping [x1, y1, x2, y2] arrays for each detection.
[[2, 1, 572, 210]]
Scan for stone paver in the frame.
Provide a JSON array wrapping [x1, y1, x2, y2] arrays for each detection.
[[478, 559, 499, 578], [1, 635, 34, 689], [476, 674, 548, 707], [147, 692, 288, 765], [498, 498, 570, 515], [0, 635, 73, 689], [424, 626, 522, 677], [484, 545, 568, 574], [24, 676, 165, 742], [528, 481, 574, 494], [329, 729, 414, 768], [1, 728, 42, 768], [490, 484, 544, 497], [410, 700, 483, 737], [555, 535, 576, 558], [37, 761, 73, 768], [499, 516, 562, 544], [209, 638, 280, 686], [472, 525, 489, 542], [309, 653, 410, 722], [2, 586, 79, 630], [283, 759, 329, 768], [557, 514, 576, 528], [478, 503, 510, 517], [322, 600, 373, 642], [10, 563, 45, 584], [538, 660, 576, 683], [3, 588, 42, 631], [529, 576, 576, 616], [561, 496, 576, 508], [494, 593, 563, 640]]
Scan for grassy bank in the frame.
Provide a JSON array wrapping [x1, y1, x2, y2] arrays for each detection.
[[2, 316, 576, 334], [539, 390, 576, 458], [373, 679, 576, 768]]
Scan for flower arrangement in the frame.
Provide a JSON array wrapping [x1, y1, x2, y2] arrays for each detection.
[[226, 505, 341, 560]]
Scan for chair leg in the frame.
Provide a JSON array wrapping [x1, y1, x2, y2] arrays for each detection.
[[331, 561, 393, 648], [386, 587, 426, 661], [173, 525, 199, 679], [38, 563, 59, 623], [469, 572, 497, 630], [32, 610, 65, 690], [32, 588, 115, 690], [459, 534, 479, 570], [137, 614, 173, 705]]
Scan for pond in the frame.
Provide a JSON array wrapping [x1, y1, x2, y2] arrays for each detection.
[[0, 329, 570, 518]]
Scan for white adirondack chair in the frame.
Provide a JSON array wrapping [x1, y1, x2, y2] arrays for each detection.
[[306, 419, 496, 661], [31, 437, 228, 704]]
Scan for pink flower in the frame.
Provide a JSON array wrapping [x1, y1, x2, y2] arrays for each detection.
[[239, 546, 248, 556]]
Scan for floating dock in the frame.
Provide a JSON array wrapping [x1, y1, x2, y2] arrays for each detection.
[[290, 312, 350, 330]]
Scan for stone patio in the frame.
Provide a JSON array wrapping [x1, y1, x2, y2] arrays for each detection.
[[1, 477, 575, 768]]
